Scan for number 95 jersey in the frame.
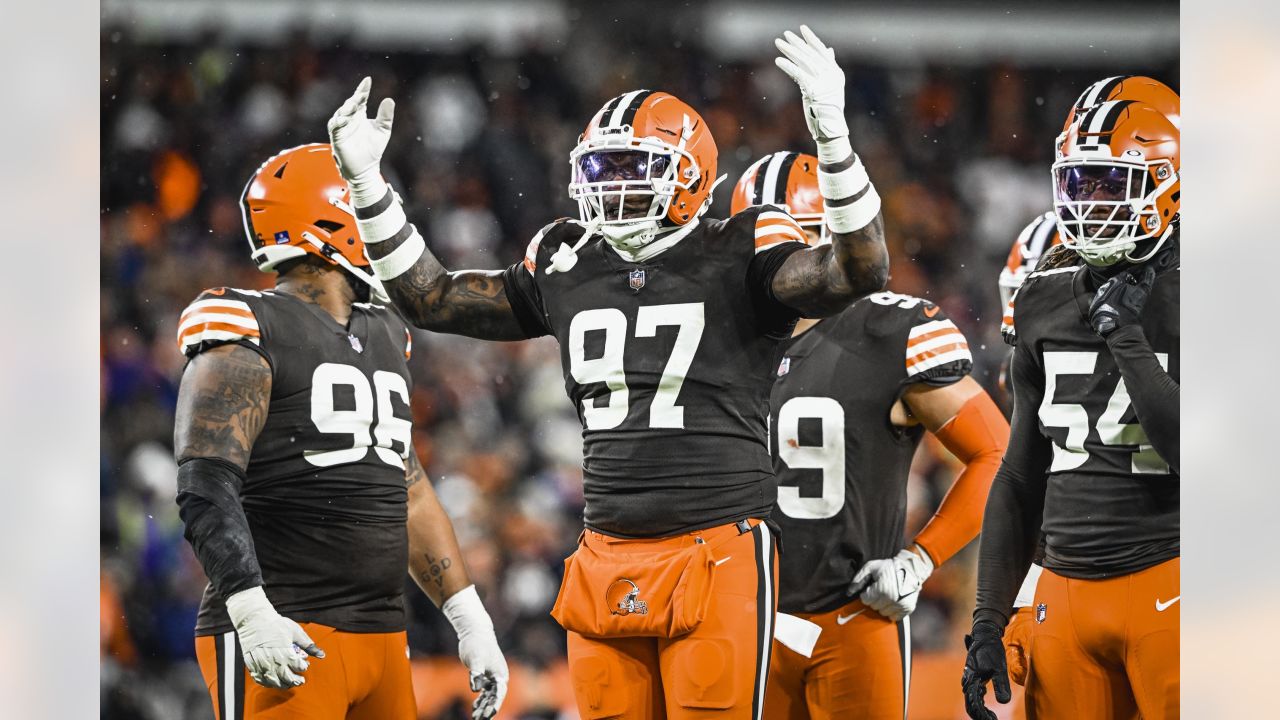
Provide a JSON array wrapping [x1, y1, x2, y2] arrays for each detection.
[[1009, 249, 1179, 578], [177, 287, 416, 635]]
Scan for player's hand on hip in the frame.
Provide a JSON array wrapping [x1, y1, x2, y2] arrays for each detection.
[[774, 25, 849, 142], [327, 76, 395, 192], [849, 546, 934, 622], [443, 585, 510, 719], [224, 586, 325, 689], [961, 620, 1012, 720], [1089, 261, 1158, 338]]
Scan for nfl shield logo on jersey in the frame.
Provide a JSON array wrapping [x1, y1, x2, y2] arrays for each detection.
[[778, 357, 791, 376], [274, 230, 290, 244], [629, 269, 646, 290], [348, 334, 364, 353], [1036, 603, 1047, 624]]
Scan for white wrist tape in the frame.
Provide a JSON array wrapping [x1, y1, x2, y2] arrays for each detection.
[[224, 586, 272, 627], [442, 584, 494, 637], [825, 185, 881, 233], [818, 156, 870, 201], [814, 135, 852, 166], [356, 194, 409, 245], [348, 172, 389, 210], [369, 230, 425, 281]]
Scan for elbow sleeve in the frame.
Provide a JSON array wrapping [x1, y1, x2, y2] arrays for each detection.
[[176, 457, 263, 597]]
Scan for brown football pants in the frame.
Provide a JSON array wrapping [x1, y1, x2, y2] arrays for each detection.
[[764, 599, 910, 720], [195, 623, 416, 720], [1024, 557, 1179, 720], [565, 520, 778, 720]]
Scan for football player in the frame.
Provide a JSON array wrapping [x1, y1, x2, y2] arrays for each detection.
[[174, 144, 508, 720], [961, 99, 1181, 720], [731, 152, 1010, 720], [994, 76, 1180, 710], [325, 26, 888, 720]]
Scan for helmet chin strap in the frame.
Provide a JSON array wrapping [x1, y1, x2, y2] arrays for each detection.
[[299, 230, 391, 303]]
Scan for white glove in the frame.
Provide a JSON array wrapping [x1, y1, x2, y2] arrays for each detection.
[[774, 25, 849, 143], [327, 76, 395, 205], [850, 546, 935, 622], [224, 586, 324, 689], [442, 585, 509, 720]]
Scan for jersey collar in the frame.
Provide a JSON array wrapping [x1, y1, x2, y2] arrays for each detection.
[[605, 218, 701, 264]]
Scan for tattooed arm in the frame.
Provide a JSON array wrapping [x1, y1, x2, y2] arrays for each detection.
[[771, 215, 889, 316], [327, 79, 528, 341], [405, 451, 475, 606], [173, 343, 271, 597], [770, 26, 889, 317]]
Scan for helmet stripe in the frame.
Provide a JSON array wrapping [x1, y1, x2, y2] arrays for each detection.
[[597, 93, 628, 126], [617, 89, 656, 128], [774, 152, 800, 207], [1076, 75, 1125, 114], [1027, 213, 1058, 261], [605, 89, 646, 128], [760, 151, 790, 207], [1078, 100, 1133, 148]]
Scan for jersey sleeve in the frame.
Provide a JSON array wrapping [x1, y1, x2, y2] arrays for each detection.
[[176, 288, 270, 365], [501, 220, 570, 339], [903, 303, 973, 386], [742, 205, 810, 333]]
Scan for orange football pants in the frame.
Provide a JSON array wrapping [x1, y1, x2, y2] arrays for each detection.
[[1024, 557, 1179, 720], [565, 519, 778, 720], [195, 623, 415, 720], [1003, 606, 1035, 720], [763, 599, 910, 720]]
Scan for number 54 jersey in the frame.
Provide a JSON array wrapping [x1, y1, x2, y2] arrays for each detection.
[[501, 207, 809, 538], [177, 287, 416, 635], [1009, 250, 1179, 578]]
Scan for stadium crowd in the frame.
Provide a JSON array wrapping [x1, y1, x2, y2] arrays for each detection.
[[100, 21, 1176, 719]]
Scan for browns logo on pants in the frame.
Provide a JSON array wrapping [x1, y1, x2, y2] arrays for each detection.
[[563, 519, 777, 719], [764, 599, 909, 720], [194, 623, 415, 719], [1024, 557, 1179, 719]]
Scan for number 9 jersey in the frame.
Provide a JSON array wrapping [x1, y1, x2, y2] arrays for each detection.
[[768, 293, 974, 614], [176, 287, 416, 636]]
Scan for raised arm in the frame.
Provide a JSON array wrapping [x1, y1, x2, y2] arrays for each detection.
[[771, 27, 889, 316], [173, 343, 323, 689], [327, 78, 528, 340]]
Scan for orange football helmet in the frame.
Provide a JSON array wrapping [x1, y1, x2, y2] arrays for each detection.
[[1057, 76, 1179, 157], [1053, 100, 1179, 265], [731, 151, 826, 243], [569, 90, 720, 251], [240, 143, 385, 297], [998, 212, 1062, 307]]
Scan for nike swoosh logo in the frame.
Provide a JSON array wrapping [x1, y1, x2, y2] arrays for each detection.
[[1155, 596, 1180, 612], [836, 609, 865, 625], [923, 305, 941, 318], [714, 556, 732, 566]]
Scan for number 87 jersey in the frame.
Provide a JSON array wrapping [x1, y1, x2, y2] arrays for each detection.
[[176, 286, 416, 634], [1007, 247, 1179, 577]]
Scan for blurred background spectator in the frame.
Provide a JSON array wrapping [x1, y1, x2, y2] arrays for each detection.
[[100, 1, 1176, 717]]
